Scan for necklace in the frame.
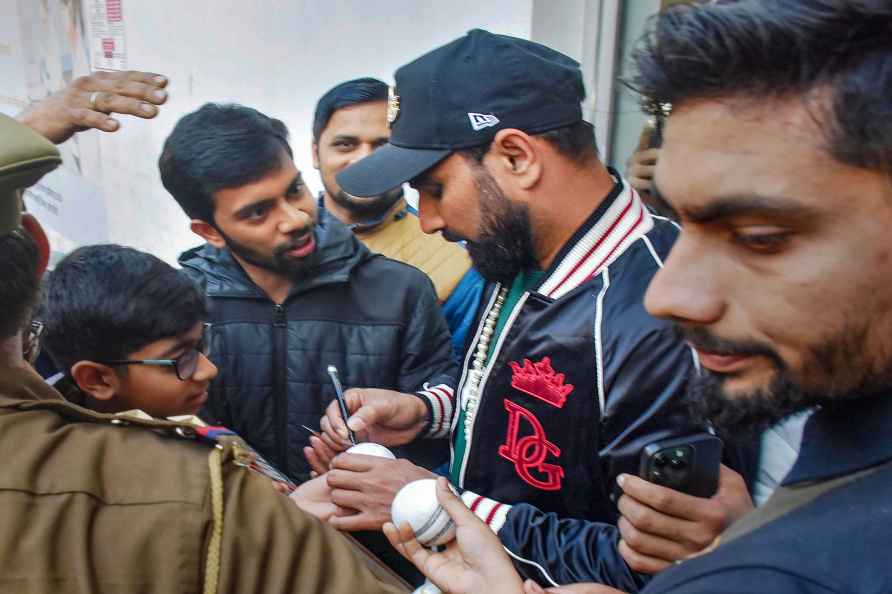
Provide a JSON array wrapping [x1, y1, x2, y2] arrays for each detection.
[[463, 286, 508, 439]]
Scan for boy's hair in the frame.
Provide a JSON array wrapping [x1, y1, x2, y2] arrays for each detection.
[[630, 0, 892, 177], [41, 244, 207, 374], [158, 102, 293, 223], [312, 77, 388, 142]]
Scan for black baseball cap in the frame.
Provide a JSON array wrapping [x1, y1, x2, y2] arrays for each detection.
[[336, 29, 585, 197]]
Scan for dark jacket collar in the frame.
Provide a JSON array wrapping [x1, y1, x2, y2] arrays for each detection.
[[178, 208, 372, 301], [784, 393, 892, 485]]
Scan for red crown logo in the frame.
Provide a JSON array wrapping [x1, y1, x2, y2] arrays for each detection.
[[509, 356, 574, 408]]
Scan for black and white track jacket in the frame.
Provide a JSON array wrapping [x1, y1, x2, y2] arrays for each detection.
[[415, 176, 701, 590]]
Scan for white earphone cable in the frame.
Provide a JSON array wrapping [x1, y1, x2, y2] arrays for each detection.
[[502, 545, 560, 588]]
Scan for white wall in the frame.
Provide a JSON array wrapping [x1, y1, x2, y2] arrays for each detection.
[[530, 0, 608, 156], [1, 0, 534, 264]]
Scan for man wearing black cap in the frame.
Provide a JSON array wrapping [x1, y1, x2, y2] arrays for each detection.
[[383, 2, 892, 593], [314, 29, 750, 590]]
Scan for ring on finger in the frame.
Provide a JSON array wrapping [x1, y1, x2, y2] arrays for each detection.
[[88, 91, 104, 111]]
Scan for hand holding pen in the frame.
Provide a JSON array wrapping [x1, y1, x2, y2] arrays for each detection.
[[327, 365, 357, 446], [313, 383, 430, 462], [300, 364, 356, 475]]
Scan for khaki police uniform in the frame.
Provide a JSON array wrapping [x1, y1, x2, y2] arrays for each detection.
[[0, 363, 408, 593]]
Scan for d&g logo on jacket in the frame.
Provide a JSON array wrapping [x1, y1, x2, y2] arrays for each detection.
[[498, 356, 573, 491]]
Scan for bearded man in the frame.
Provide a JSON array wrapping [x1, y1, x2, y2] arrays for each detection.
[[382, 2, 892, 593], [160, 103, 457, 485], [308, 29, 753, 590]]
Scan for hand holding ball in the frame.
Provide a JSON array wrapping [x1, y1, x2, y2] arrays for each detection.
[[391, 478, 457, 548]]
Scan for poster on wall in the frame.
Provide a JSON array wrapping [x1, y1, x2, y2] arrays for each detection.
[[85, 0, 127, 71], [9, 0, 110, 263], [16, 0, 92, 103]]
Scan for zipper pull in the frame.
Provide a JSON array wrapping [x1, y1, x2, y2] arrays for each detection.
[[273, 304, 287, 327]]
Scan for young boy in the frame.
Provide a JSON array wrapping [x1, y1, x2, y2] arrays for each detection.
[[40, 244, 296, 492], [41, 244, 216, 418]]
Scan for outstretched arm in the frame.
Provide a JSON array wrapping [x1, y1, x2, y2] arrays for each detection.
[[18, 70, 168, 144]]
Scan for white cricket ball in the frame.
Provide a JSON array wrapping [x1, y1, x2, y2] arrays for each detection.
[[391, 479, 457, 548], [346, 442, 396, 459]]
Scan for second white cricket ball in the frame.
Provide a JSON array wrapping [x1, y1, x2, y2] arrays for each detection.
[[391, 478, 457, 547]]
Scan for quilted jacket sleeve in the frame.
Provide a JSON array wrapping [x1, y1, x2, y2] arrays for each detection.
[[397, 274, 458, 393]]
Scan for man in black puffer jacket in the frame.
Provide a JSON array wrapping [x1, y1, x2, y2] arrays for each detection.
[[160, 103, 457, 484]]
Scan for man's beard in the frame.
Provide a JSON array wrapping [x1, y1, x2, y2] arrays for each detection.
[[447, 162, 537, 285], [326, 184, 404, 222], [680, 324, 892, 436], [220, 224, 320, 278]]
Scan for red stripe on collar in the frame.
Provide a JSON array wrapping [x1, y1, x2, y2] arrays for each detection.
[[540, 182, 652, 299]]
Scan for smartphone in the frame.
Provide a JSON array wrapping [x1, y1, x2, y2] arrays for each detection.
[[639, 434, 723, 498]]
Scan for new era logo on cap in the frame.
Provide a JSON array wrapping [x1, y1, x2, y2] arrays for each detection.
[[468, 112, 500, 131]]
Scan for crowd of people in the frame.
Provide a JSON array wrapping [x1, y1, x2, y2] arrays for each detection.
[[0, 0, 889, 593]]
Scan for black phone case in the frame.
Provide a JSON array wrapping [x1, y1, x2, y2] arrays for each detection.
[[639, 434, 723, 498]]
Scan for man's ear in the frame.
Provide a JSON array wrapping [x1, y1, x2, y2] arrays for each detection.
[[311, 141, 320, 170], [20, 213, 50, 277], [70, 361, 119, 401], [190, 219, 226, 249], [488, 129, 541, 191]]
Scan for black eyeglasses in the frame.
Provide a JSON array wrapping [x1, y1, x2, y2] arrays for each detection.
[[100, 324, 211, 381]]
